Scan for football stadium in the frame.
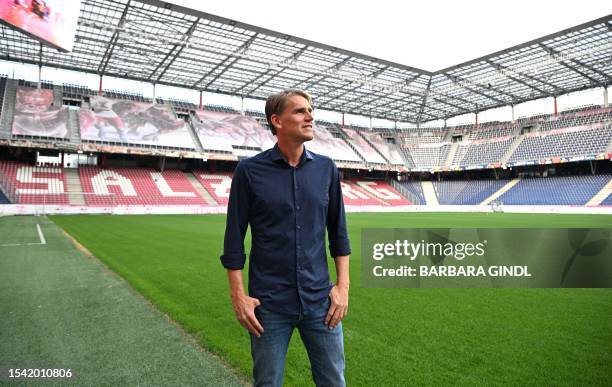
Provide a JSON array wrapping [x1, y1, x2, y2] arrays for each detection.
[[0, 1, 611, 385]]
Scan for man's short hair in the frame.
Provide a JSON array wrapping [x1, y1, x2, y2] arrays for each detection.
[[265, 89, 312, 135]]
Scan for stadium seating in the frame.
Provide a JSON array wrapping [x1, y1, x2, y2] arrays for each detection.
[[78, 167, 208, 206], [0, 161, 609, 207], [433, 179, 509, 205], [509, 126, 612, 163], [397, 181, 426, 205], [498, 175, 610, 205], [350, 180, 412, 206], [459, 138, 514, 166], [192, 172, 232, 205], [0, 189, 9, 204], [0, 161, 69, 204]]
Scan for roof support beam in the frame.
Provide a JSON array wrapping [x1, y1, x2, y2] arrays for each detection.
[[316, 66, 391, 106], [148, 18, 200, 83], [233, 45, 310, 95], [443, 74, 509, 105], [295, 57, 352, 91], [191, 34, 258, 89], [97, 0, 132, 76], [538, 43, 608, 85], [416, 77, 432, 126], [484, 59, 555, 95]]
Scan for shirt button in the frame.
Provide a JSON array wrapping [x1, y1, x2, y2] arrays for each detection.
[[297, 225, 301, 230], [296, 205, 301, 211]]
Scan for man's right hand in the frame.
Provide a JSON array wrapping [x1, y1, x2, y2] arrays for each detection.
[[231, 294, 264, 338]]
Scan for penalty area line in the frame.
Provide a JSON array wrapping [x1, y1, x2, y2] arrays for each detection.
[[0, 224, 47, 247], [36, 223, 47, 245]]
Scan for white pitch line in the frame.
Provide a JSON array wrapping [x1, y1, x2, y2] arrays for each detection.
[[0, 224, 47, 247], [36, 224, 47, 245]]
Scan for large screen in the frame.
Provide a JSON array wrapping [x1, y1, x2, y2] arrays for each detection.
[[0, 0, 82, 52]]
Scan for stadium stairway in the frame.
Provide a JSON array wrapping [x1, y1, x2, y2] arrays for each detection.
[[0, 79, 17, 138], [53, 85, 63, 107], [65, 168, 86, 206], [445, 142, 459, 167], [351, 181, 390, 206], [359, 131, 390, 164], [68, 110, 81, 143], [187, 113, 205, 153], [421, 181, 439, 205], [502, 134, 525, 163], [586, 178, 612, 206], [185, 172, 218, 205], [480, 178, 521, 205], [0, 187, 9, 204]]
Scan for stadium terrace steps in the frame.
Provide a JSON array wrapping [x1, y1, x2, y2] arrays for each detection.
[[502, 135, 525, 163], [185, 172, 218, 205], [0, 76, 6, 129], [192, 172, 232, 205], [586, 179, 612, 206], [601, 193, 612, 206], [433, 180, 510, 205], [394, 180, 426, 205], [0, 189, 8, 204], [445, 142, 459, 167], [354, 180, 412, 206], [187, 113, 205, 152], [0, 79, 17, 138], [421, 181, 439, 205], [64, 168, 86, 206], [53, 85, 63, 107], [481, 178, 521, 205], [348, 181, 389, 206], [68, 110, 81, 143]]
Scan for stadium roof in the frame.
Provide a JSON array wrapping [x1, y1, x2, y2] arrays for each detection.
[[1, 0, 610, 124]]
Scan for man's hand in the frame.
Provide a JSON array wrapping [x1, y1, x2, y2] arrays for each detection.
[[231, 294, 264, 338], [325, 284, 349, 329]]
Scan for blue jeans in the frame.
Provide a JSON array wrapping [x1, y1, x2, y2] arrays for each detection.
[[251, 299, 345, 387]]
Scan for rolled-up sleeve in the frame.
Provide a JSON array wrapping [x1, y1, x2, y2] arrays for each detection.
[[220, 162, 251, 269], [326, 161, 351, 258]]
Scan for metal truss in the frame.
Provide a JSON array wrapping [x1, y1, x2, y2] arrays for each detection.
[[1, 0, 609, 124]]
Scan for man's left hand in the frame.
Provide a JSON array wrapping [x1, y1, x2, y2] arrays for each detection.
[[326, 284, 349, 329]]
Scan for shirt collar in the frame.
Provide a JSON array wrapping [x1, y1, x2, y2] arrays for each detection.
[[270, 143, 314, 165]]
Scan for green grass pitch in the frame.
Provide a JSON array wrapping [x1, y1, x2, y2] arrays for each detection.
[[48, 213, 612, 386]]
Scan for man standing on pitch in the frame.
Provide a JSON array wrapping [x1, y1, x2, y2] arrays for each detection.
[[221, 89, 351, 387]]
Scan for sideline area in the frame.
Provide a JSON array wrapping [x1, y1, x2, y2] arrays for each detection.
[[0, 216, 245, 386]]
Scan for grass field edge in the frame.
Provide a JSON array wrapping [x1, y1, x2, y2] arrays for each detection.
[[49, 216, 252, 386]]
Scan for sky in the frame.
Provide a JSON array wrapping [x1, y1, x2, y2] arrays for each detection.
[[168, 0, 611, 71]]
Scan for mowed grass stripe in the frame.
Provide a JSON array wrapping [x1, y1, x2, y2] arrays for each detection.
[[49, 213, 612, 386], [0, 216, 245, 386]]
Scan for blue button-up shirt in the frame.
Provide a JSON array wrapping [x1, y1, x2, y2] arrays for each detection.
[[221, 143, 351, 315]]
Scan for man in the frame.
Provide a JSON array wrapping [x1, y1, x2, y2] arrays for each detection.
[[221, 89, 351, 387]]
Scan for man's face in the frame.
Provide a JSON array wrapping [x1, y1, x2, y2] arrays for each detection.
[[273, 95, 314, 142]]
